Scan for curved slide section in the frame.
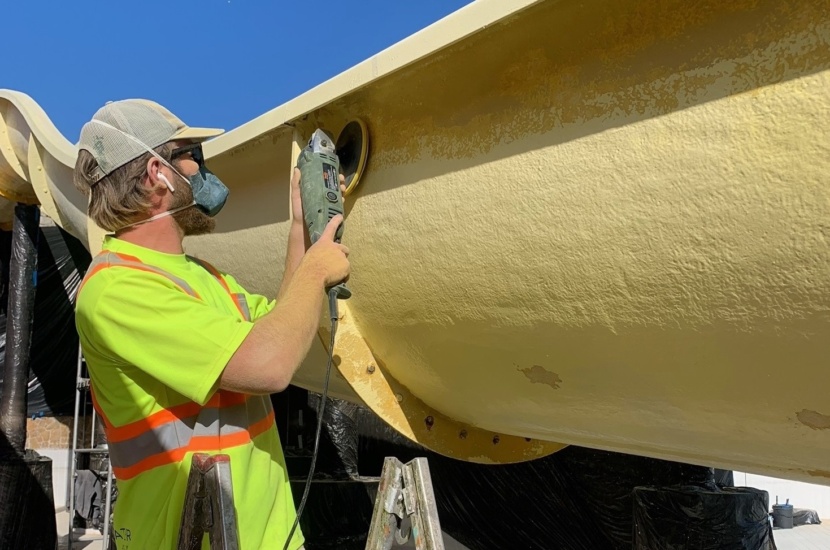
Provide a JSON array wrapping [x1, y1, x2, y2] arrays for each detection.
[[0, 84, 560, 464], [1, 0, 830, 479], [0, 90, 89, 241]]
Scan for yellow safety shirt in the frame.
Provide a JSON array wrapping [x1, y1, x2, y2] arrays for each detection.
[[75, 235, 304, 550]]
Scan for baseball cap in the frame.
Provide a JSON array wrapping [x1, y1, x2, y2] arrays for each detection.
[[78, 99, 223, 184]]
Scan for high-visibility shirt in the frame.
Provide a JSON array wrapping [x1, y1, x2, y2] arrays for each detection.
[[75, 235, 304, 550]]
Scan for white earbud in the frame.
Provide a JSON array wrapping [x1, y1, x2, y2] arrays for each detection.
[[157, 172, 175, 193]]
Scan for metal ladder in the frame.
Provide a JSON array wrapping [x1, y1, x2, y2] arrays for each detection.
[[177, 454, 239, 550], [366, 457, 445, 550], [67, 344, 114, 549], [175, 454, 445, 550]]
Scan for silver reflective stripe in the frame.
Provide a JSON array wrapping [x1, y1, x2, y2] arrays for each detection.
[[108, 413, 195, 470], [88, 252, 200, 297], [234, 294, 252, 322], [192, 396, 270, 436], [108, 395, 274, 469]]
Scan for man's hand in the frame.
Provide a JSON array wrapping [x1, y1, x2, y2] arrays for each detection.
[[290, 167, 348, 231], [299, 214, 350, 287], [281, 168, 349, 300]]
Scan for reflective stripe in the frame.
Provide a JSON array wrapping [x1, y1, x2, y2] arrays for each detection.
[[80, 252, 201, 299], [81, 250, 267, 480], [108, 392, 275, 480], [233, 293, 251, 322], [104, 391, 247, 443], [188, 256, 250, 321], [112, 408, 276, 480]]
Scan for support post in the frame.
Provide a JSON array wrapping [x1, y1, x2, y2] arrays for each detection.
[[0, 204, 55, 549], [0, 204, 40, 452]]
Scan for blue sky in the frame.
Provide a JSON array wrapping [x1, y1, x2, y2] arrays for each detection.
[[4, 1, 473, 142]]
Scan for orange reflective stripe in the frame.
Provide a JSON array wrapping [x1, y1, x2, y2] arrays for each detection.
[[81, 250, 265, 480], [105, 391, 250, 443], [188, 256, 249, 321], [111, 404, 276, 480], [188, 257, 229, 292], [79, 252, 202, 299], [88, 385, 112, 430], [232, 294, 251, 322]]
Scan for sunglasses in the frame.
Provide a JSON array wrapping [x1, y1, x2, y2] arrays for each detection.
[[170, 143, 205, 166]]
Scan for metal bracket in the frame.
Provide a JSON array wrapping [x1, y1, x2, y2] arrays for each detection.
[[325, 302, 567, 464]]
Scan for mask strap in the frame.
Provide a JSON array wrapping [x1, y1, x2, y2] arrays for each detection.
[[116, 201, 196, 232], [86, 119, 191, 190]]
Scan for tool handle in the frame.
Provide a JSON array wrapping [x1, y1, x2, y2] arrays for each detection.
[[329, 282, 351, 301]]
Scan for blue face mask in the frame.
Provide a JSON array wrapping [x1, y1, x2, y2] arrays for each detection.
[[88, 120, 231, 229], [172, 144, 229, 217]]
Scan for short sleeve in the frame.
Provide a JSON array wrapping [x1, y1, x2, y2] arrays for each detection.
[[79, 271, 253, 405], [220, 272, 277, 320]]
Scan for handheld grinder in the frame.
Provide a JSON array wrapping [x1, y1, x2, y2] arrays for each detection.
[[296, 128, 351, 302], [283, 121, 367, 550]]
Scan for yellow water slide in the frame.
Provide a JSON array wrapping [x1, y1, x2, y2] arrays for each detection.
[[1, 0, 829, 483]]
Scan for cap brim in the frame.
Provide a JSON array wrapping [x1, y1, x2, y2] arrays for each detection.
[[172, 126, 224, 142]]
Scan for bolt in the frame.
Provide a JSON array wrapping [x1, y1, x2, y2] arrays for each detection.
[[367, 364, 376, 374], [395, 393, 403, 403], [425, 416, 434, 430], [493, 435, 500, 445], [459, 429, 468, 440]]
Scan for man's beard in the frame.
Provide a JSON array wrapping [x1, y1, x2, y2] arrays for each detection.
[[170, 184, 215, 236]]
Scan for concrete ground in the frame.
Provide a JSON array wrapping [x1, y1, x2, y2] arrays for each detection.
[[57, 508, 104, 550], [56, 508, 471, 550], [772, 522, 830, 549], [56, 504, 829, 549]]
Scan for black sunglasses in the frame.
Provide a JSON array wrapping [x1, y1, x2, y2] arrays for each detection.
[[171, 143, 204, 166]]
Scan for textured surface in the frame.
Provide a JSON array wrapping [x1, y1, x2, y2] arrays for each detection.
[[1, 0, 829, 480]]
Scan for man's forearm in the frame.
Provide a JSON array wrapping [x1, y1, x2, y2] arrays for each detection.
[[221, 260, 325, 394], [278, 220, 307, 300]]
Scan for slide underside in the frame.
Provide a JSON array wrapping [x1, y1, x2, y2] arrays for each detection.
[[1, 0, 829, 482]]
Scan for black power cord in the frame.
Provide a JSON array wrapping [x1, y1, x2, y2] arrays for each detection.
[[282, 288, 339, 550]]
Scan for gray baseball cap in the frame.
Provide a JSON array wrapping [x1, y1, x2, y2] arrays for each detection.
[[78, 99, 223, 184]]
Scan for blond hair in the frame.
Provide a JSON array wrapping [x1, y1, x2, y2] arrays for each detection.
[[73, 144, 173, 232]]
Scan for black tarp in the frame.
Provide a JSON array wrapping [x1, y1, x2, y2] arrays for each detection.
[[352, 405, 721, 550], [632, 485, 776, 549], [793, 508, 822, 526], [279, 391, 759, 550], [0, 225, 90, 417]]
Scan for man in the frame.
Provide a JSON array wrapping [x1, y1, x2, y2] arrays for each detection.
[[72, 98, 349, 550]]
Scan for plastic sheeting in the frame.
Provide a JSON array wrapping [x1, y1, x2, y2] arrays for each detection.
[[0, 445, 58, 549], [280, 389, 785, 550], [793, 508, 822, 526], [0, 205, 40, 453], [0, 225, 90, 416], [307, 393, 359, 479], [278, 393, 746, 550], [632, 485, 777, 549]]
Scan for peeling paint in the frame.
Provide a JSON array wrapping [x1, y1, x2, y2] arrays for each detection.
[[797, 409, 830, 430], [520, 365, 562, 390]]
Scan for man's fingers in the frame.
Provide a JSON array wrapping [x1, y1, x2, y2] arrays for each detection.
[[321, 214, 344, 240], [339, 244, 350, 256], [291, 167, 301, 188]]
